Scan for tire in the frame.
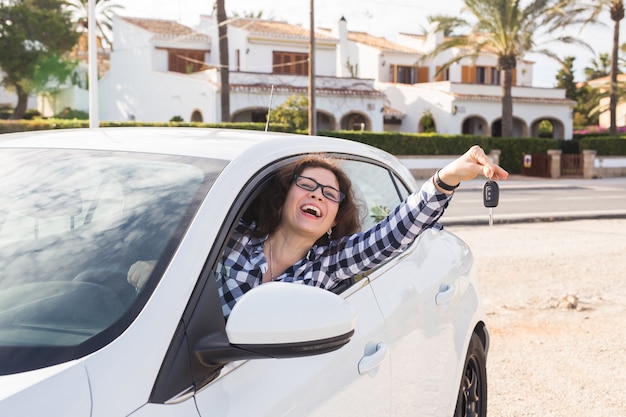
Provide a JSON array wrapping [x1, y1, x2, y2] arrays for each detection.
[[454, 332, 487, 417]]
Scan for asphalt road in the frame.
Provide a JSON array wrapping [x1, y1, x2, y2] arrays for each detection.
[[427, 176, 626, 226]]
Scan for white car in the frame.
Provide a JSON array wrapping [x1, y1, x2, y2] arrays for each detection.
[[0, 128, 487, 417]]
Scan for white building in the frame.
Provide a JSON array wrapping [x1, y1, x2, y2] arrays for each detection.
[[42, 14, 577, 138]]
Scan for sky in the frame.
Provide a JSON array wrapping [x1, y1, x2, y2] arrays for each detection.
[[118, 0, 623, 88]]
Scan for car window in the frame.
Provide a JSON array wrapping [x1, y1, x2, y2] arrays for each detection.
[[0, 148, 226, 375], [340, 160, 408, 230], [210, 157, 410, 318]]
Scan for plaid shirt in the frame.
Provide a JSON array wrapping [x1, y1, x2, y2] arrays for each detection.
[[217, 177, 453, 318]]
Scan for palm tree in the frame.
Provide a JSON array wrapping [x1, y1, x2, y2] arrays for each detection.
[[426, 0, 589, 137], [64, 0, 123, 49], [574, 0, 624, 135]]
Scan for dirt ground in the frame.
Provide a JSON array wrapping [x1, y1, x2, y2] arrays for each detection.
[[447, 219, 626, 417]]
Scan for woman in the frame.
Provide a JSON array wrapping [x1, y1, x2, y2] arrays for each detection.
[[129, 145, 508, 318]]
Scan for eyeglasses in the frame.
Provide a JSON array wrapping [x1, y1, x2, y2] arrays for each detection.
[[294, 175, 345, 203]]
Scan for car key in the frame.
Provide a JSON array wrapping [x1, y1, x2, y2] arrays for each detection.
[[483, 180, 499, 226]]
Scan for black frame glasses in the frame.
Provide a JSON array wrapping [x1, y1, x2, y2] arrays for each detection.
[[293, 175, 345, 203]]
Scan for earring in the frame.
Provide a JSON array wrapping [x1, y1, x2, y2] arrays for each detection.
[[327, 228, 332, 239]]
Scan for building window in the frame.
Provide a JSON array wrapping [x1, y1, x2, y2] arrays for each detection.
[[490, 67, 500, 85], [167, 49, 207, 73], [475, 66, 500, 85], [391, 65, 416, 84], [273, 51, 308, 75], [476, 66, 487, 84]]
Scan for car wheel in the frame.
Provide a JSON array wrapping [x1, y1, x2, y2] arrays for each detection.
[[454, 333, 487, 417]]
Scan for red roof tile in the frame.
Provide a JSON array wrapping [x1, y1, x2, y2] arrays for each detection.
[[229, 18, 336, 41], [121, 17, 210, 41], [348, 31, 419, 54]]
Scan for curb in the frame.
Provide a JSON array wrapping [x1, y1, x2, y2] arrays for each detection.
[[442, 212, 626, 227]]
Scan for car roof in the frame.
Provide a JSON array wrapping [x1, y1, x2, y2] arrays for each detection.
[[0, 128, 279, 159], [0, 127, 400, 166], [0, 127, 415, 186]]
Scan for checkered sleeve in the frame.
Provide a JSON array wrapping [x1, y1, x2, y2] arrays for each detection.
[[216, 221, 265, 318], [326, 176, 454, 282]]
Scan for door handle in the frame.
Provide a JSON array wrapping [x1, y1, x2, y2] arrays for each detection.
[[358, 342, 389, 376], [435, 284, 455, 305]]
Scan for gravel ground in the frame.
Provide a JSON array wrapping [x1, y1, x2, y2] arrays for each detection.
[[447, 219, 626, 417]]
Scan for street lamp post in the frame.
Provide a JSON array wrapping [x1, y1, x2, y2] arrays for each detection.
[[88, 0, 99, 128], [308, 0, 316, 136]]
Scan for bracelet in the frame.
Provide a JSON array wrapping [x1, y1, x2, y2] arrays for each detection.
[[434, 169, 460, 191]]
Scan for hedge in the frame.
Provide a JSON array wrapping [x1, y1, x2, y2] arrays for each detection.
[[3, 120, 624, 174], [0, 120, 289, 134], [579, 136, 626, 155], [318, 131, 559, 174]]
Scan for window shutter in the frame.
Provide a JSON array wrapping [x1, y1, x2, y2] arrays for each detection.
[[417, 66, 429, 83]]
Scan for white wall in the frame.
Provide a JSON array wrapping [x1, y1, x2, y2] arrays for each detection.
[[100, 18, 219, 123], [354, 43, 382, 80], [376, 80, 574, 138]]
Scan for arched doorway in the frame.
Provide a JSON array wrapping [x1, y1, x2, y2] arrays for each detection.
[[418, 111, 436, 133], [491, 117, 528, 137], [191, 110, 203, 122], [462, 116, 488, 135], [341, 112, 370, 131], [316, 111, 335, 132], [530, 117, 565, 139], [232, 107, 269, 123]]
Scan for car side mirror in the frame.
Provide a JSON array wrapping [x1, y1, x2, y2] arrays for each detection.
[[195, 282, 356, 364]]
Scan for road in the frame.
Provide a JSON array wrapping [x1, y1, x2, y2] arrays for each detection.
[[426, 176, 626, 226]]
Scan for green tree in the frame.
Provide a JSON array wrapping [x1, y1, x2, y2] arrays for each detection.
[[574, 0, 625, 135], [554, 56, 604, 128], [555, 56, 577, 100], [0, 0, 78, 119], [426, 0, 590, 138], [270, 94, 308, 132], [584, 52, 612, 80], [64, 0, 124, 48], [31, 53, 77, 114], [575, 83, 603, 127]]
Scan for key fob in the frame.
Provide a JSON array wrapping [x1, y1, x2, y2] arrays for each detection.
[[483, 180, 499, 208]]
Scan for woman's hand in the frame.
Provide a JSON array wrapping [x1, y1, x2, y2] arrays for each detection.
[[436, 145, 509, 192], [127, 260, 157, 290]]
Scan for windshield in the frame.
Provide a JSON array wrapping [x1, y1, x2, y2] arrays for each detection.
[[0, 148, 226, 374]]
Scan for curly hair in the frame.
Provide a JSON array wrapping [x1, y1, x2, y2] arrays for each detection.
[[248, 154, 362, 245]]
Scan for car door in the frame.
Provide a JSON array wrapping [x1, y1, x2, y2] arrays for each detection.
[[193, 282, 391, 417], [342, 161, 464, 415], [148, 156, 393, 417]]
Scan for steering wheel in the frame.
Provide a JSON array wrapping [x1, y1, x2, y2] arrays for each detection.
[[73, 266, 137, 308]]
